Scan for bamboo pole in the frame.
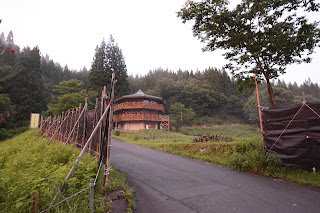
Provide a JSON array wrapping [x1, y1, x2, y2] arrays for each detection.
[[75, 104, 81, 148], [97, 88, 106, 157], [64, 104, 87, 145], [81, 99, 87, 148], [72, 104, 81, 147], [45, 102, 111, 213], [48, 112, 72, 145], [64, 110, 70, 143], [104, 73, 115, 184], [56, 116, 60, 139], [67, 109, 74, 144], [89, 98, 98, 158], [58, 112, 64, 142], [255, 74, 264, 150], [39, 118, 57, 141]]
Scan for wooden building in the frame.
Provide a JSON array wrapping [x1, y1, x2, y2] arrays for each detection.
[[113, 89, 171, 131]]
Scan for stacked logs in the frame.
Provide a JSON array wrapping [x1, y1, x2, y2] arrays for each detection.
[[193, 135, 233, 143]]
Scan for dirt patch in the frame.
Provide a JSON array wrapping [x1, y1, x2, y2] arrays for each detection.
[[106, 188, 128, 213]]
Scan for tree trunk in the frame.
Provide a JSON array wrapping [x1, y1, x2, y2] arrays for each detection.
[[266, 78, 277, 108], [257, 61, 277, 108]]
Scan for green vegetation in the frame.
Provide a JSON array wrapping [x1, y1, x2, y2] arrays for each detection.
[[113, 126, 320, 187], [178, 0, 320, 107], [48, 79, 88, 115], [180, 125, 260, 138], [0, 130, 134, 212], [128, 68, 320, 130], [87, 35, 130, 101]]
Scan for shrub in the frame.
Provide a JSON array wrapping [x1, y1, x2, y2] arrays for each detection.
[[229, 138, 282, 173]]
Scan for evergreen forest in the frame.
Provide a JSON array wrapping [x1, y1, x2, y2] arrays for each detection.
[[1, 31, 320, 140]]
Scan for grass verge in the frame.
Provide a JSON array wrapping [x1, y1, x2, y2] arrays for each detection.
[[0, 130, 134, 213], [113, 126, 320, 187]]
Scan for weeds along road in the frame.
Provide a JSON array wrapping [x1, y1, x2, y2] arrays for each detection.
[[110, 138, 320, 213]]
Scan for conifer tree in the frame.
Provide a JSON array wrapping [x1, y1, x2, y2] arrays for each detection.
[[105, 35, 129, 98], [8, 47, 46, 125], [87, 35, 129, 101], [87, 40, 107, 100]]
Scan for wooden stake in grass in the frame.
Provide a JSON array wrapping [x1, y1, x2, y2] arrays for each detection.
[[33, 191, 37, 213], [89, 179, 94, 212]]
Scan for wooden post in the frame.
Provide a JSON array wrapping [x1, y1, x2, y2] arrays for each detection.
[[60, 112, 65, 142], [302, 92, 306, 103], [97, 88, 106, 157], [89, 179, 94, 212], [67, 109, 74, 144], [58, 112, 64, 142], [72, 107, 78, 145], [89, 98, 98, 158], [47, 116, 51, 137], [81, 100, 87, 148], [104, 73, 115, 185], [33, 190, 37, 213], [75, 104, 81, 148], [255, 74, 264, 150], [56, 115, 60, 140]]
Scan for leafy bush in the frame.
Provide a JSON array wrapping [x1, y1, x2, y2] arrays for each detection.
[[0, 127, 28, 141], [229, 138, 281, 172]]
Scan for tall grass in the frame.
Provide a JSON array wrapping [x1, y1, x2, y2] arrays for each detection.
[[0, 130, 97, 212], [0, 130, 135, 212], [180, 124, 260, 139]]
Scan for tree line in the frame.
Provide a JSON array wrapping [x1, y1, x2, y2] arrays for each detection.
[[1, 29, 320, 139], [128, 68, 320, 129], [0, 32, 129, 140]]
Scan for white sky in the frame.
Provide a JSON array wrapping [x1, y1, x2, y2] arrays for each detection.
[[1, 0, 320, 85]]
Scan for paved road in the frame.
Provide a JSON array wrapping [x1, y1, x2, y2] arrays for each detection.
[[110, 138, 320, 213]]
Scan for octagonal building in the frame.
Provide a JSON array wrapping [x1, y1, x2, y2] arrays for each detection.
[[113, 89, 171, 131]]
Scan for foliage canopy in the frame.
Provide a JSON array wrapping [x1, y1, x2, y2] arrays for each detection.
[[178, 0, 320, 107]]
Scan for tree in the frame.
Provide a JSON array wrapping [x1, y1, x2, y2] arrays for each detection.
[[170, 102, 195, 130], [48, 79, 87, 115], [106, 35, 130, 98], [178, 0, 320, 107], [7, 47, 46, 124], [87, 36, 129, 101], [87, 40, 108, 100]]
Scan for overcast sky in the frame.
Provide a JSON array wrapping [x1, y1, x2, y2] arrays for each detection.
[[1, 0, 320, 85]]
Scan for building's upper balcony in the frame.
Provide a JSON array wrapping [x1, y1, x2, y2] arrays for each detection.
[[114, 101, 164, 113]]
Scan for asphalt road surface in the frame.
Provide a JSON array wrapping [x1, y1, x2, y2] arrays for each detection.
[[110, 138, 320, 213]]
